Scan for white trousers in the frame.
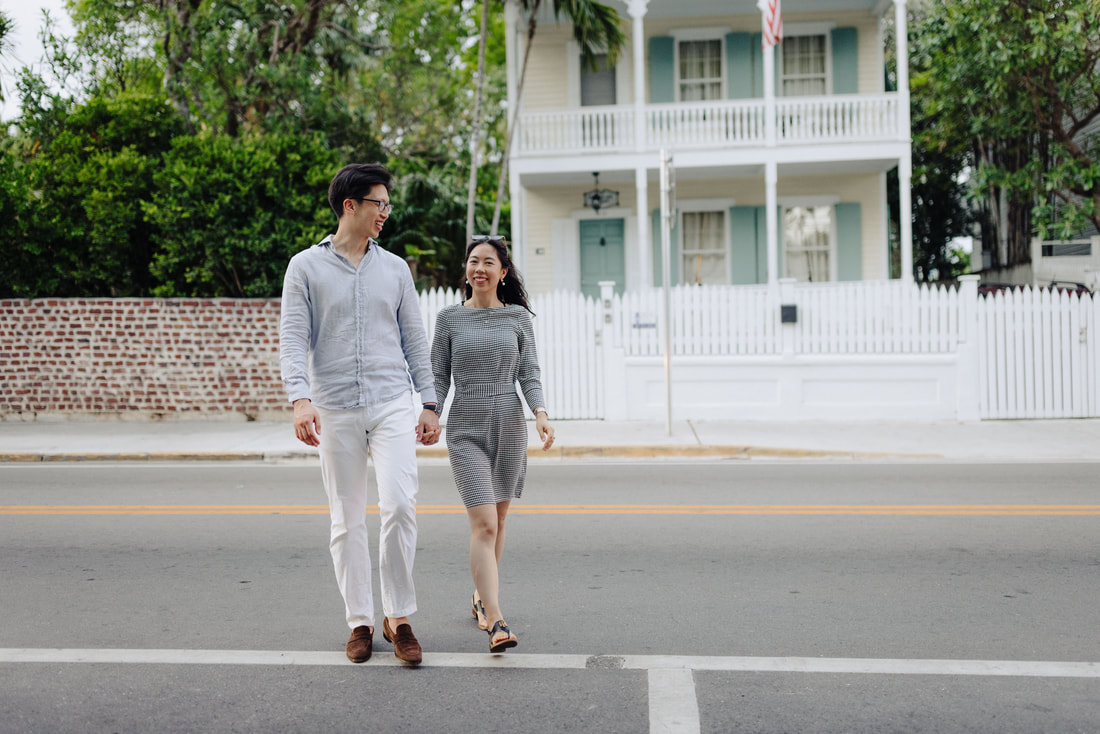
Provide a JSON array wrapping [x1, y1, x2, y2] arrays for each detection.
[[317, 394, 419, 629]]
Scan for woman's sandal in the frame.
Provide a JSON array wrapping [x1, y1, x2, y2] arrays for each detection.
[[471, 594, 488, 630], [488, 620, 518, 653]]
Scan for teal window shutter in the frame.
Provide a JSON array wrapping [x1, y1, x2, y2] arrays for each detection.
[[651, 209, 680, 285], [726, 33, 752, 99], [729, 206, 759, 284], [831, 27, 858, 94], [751, 33, 763, 98], [835, 202, 862, 281], [649, 36, 675, 103]]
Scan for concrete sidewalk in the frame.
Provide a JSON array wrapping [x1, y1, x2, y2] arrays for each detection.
[[1, 417, 1098, 462]]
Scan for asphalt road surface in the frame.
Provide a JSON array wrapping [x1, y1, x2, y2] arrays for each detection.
[[1, 460, 1098, 733]]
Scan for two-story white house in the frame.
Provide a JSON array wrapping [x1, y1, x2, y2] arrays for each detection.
[[503, 0, 914, 299]]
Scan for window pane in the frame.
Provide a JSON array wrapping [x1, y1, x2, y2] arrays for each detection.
[[679, 40, 720, 80], [783, 206, 832, 282], [682, 211, 726, 284], [781, 34, 827, 97], [784, 250, 829, 283], [581, 53, 616, 106], [683, 253, 726, 285]]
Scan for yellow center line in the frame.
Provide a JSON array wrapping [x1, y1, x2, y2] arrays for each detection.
[[0, 504, 1098, 516]]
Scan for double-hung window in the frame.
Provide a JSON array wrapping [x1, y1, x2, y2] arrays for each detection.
[[678, 38, 723, 101], [681, 210, 727, 285], [780, 34, 828, 96], [581, 53, 616, 106], [783, 206, 834, 282]]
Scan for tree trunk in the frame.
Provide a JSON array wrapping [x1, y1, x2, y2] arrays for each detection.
[[490, 0, 541, 237], [465, 0, 490, 246]]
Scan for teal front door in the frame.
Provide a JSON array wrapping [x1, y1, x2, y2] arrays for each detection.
[[579, 219, 625, 299]]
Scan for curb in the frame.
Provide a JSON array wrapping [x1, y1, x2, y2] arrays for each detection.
[[0, 446, 942, 462]]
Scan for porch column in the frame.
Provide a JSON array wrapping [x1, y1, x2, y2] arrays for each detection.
[[894, 0, 911, 141], [899, 153, 913, 281], [895, 0, 914, 279], [766, 161, 779, 284], [636, 166, 651, 287], [627, 0, 649, 152]]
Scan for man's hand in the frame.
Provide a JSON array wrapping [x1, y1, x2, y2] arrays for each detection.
[[293, 399, 321, 447], [417, 409, 441, 445]]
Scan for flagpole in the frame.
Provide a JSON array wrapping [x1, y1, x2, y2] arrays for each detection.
[[758, 0, 781, 288]]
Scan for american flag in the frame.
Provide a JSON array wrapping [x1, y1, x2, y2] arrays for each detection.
[[757, 0, 782, 48]]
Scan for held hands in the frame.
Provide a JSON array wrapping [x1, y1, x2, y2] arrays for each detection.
[[536, 412, 555, 451], [293, 399, 321, 447], [417, 409, 442, 445]]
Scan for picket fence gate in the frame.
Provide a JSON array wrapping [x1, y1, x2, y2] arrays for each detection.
[[418, 279, 1098, 421]]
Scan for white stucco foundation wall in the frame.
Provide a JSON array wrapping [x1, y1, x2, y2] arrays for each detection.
[[605, 353, 961, 422]]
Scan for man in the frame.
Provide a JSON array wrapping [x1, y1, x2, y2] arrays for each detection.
[[279, 163, 441, 665]]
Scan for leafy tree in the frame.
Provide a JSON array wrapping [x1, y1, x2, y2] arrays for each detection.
[[914, 0, 1100, 273], [145, 131, 341, 297], [4, 1, 506, 297], [385, 159, 506, 292], [3, 90, 184, 297], [893, 4, 974, 283]]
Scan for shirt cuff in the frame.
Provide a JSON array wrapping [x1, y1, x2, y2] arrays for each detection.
[[286, 386, 311, 404]]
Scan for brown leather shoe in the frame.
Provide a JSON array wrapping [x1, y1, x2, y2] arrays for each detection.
[[345, 625, 373, 663], [382, 618, 423, 665]]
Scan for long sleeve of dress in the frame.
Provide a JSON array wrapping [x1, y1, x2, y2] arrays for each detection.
[[430, 307, 453, 414], [516, 310, 546, 414]]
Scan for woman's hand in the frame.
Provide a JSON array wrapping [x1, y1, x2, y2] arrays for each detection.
[[536, 412, 555, 451]]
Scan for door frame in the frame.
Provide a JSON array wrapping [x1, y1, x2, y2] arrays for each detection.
[[578, 216, 628, 299], [553, 207, 637, 293]]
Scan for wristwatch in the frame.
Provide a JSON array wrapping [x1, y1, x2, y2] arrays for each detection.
[[422, 402, 438, 414]]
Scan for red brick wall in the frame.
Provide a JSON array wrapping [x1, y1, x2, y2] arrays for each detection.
[[0, 299, 290, 420]]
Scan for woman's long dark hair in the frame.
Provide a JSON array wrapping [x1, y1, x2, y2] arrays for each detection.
[[464, 237, 534, 314]]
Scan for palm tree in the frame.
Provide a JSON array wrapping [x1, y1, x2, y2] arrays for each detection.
[[0, 10, 15, 105], [465, 0, 491, 245], [488, 0, 626, 235]]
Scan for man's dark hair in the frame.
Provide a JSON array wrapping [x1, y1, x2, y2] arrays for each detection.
[[328, 163, 393, 219]]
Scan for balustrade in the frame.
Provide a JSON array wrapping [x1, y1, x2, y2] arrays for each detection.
[[515, 93, 900, 156]]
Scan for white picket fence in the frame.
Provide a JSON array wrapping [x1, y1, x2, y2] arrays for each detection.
[[977, 286, 1099, 419], [418, 280, 1098, 421]]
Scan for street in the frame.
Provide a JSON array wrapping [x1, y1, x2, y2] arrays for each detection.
[[1, 460, 1098, 733]]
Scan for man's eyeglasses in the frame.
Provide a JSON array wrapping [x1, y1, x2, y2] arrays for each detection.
[[354, 197, 393, 215]]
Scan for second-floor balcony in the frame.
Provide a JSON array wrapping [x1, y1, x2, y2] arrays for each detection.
[[515, 92, 901, 157]]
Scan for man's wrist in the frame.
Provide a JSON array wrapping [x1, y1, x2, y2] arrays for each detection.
[[422, 402, 438, 413]]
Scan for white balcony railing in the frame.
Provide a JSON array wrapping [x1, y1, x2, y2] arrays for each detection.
[[515, 105, 635, 154], [646, 98, 764, 149], [514, 93, 900, 156], [777, 93, 899, 143]]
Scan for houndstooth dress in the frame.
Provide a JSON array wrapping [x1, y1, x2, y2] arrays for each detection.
[[431, 304, 546, 508]]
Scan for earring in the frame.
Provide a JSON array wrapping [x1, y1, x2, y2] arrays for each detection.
[[501, 277, 506, 285]]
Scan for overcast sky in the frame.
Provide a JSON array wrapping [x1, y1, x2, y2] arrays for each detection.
[[2, 0, 73, 121]]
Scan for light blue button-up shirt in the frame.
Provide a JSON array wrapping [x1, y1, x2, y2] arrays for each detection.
[[279, 237, 437, 409]]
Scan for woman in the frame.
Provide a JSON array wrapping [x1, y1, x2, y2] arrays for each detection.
[[430, 236, 555, 653]]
